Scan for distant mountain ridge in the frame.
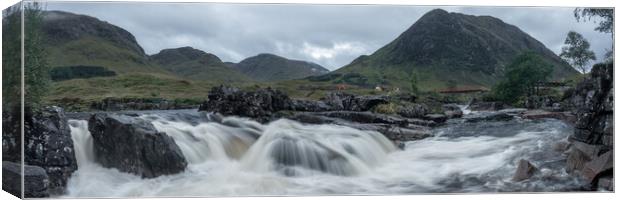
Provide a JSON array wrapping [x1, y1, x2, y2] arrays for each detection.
[[231, 53, 330, 82], [150, 47, 251, 82], [331, 9, 578, 90]]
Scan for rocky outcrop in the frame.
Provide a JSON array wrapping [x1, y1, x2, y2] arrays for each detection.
[[199, 86, 292, 122], [2, 107, 78, 195], [3, 161, 50, 198], [88, 113, 188, 178], [564, 62, 613, 191], [322, 92, 389, 112], [23, 107, 78, 194]]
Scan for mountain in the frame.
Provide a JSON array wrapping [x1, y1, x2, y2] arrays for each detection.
[[42, 11, 168, 75], [150, 47, 251, 82], [231, 53, 329, 81], [330, 9, 578, 90]]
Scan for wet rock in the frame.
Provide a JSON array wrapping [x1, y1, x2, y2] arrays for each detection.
[[524, 95, 563, 111], [88, 113, 188, 178], [582, 151, 613, 183], [290, 99, 332, 112], [443, 104, 463, 119], [552, 140, 571, 153], [2, 161, 50, 198], [322, 92, 388, 111], [465, 112, 513, 123], [313, 111, 436, 127], [423, 114, 447, 123], [512, 159, 538, 181], [21, 106, 77, 194], [396, 104, 428, 119], [199, 86, 292, 122]]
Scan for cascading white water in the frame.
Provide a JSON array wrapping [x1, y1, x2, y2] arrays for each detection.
[[63, 110, 585, 197]]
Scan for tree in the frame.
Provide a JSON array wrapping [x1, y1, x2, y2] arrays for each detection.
[[2, 2, 49, 111], [574, 8, 613, 34], [492, 52, 553, 104], [574, 8, 613, 62], [559, 31, 596, 74]]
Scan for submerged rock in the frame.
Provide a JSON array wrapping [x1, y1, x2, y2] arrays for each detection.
[[467, 99, 506, 111], [423, 114, 447, 123], [88, 113, 188, 178], [512, 159, 538, 182], [2, 161, 50, 198]]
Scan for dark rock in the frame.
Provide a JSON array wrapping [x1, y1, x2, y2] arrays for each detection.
[[423, 114, 447, 123], [322, 92, 388, 111], [465, 112, 513, 123], [443, 104, 463, 119], [88, 113, 188, 178], [199, 86, 292, 122], [290, 99, 332, 112], [512, 159, 538, 181], [3, 161, 50, 198], [22, 106, 77, 194], [552, 140, 571, 153], [396, 104, 428, 119], [524, 95, 563, 111], [314, 111, 436, 127]]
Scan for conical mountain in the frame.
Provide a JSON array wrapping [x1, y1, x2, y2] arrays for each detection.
[[333, 9, 578, 90]]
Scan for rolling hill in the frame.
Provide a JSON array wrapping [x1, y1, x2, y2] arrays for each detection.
[[231, 53, 329, 81], [150, 47, 251, 82]]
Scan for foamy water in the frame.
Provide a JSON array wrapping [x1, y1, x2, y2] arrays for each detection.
[[62, 110, 585, 197]]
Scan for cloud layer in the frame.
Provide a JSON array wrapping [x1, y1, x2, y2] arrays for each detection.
[[46, 2, 612, 70]]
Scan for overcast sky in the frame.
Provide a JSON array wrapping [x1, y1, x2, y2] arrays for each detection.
[[46, 2, 612, 70]]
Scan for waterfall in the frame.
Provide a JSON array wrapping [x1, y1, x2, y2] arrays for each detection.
[[63, 110, 584, 197]]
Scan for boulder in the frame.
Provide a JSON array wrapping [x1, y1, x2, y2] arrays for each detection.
[[2, 161, 50, 198], [512, 159, 538, 181], [88, 113, 188, 178]]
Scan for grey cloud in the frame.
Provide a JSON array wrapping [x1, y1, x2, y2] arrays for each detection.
[[46, 3, 612, 71]]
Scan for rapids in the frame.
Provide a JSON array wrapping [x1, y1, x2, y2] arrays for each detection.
[[62, 109, 586, 197]]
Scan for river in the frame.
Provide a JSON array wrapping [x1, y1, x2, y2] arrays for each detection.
[[62, 108, 586, 197]]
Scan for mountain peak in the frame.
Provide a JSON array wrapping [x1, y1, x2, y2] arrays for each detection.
[[335, 9, 577, 89]]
